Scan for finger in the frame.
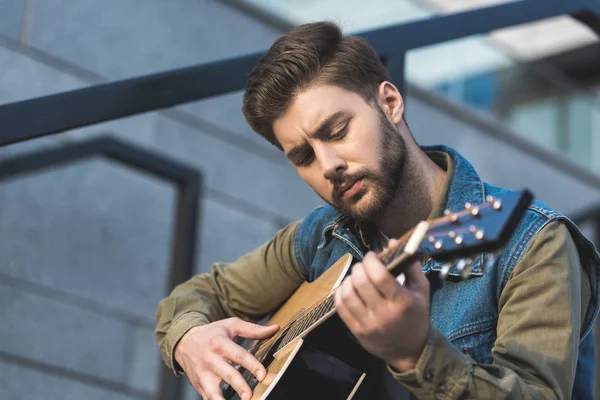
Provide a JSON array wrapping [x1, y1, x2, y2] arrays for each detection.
[[198, 374, 227, 400], [218, 339, 267, 382], [212, 358, 252, 400], [361, 251, 400, 299], [403, 260, 429, 295], [187, 375, 207, 399], [351, 262, 385, 306], [335, 284, 359, 332], [386, 238, 401, 249], [227, 318, 280, 340], [338, 277, 367, 320]]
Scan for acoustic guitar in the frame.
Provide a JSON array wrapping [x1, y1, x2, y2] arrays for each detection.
[[222, 189, 533, 400]]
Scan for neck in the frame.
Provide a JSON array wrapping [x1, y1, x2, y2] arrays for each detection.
[[374, 146, 447, 240]]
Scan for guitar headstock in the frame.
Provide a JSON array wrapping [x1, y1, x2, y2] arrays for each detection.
[[418, 189, 533, 264]]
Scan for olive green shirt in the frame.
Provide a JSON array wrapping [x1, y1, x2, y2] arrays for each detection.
[[155, 153, 590, 399]]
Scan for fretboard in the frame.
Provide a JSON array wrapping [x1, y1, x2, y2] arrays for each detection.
[[273, 244, 411, 353]]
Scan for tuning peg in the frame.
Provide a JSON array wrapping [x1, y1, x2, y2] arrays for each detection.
[[492, 200, 502, 210], [465, 202, 473, 209], [434, 240, 443, 249], [486, 195, 495, 203], [444, 209, 460, 223], [468, 225, 485, 240], [470, 206, 481, 217], [448, 231, 456, 238], [454, 235, 464, 245]]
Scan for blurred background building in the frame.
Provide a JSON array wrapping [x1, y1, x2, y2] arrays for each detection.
[[1, 0, 600, 399]]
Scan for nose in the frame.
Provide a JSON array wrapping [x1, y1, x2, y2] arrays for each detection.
[[316, 145, 346, 181]]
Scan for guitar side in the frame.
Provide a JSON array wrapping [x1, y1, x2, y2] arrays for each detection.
[[250, 253, 357, 400]]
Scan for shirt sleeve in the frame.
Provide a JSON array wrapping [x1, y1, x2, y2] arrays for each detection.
[[387, 220, 590, 399], [155, 220, 307, 374]]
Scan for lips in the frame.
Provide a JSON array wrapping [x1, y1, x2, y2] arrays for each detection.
[[338, 178, 363, 198], [339, 179, 358, 193]]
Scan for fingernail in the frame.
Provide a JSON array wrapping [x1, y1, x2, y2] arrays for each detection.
[[256, 369, 264, 380]]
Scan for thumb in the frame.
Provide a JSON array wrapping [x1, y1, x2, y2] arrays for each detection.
[[232, 320, 280, 340]]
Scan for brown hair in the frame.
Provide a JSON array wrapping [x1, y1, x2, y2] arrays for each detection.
[[242, 21, 391, 150]]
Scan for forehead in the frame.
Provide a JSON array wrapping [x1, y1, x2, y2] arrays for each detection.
[[273, 84, 368, 148]]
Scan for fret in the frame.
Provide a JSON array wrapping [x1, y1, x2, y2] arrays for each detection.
[[275, 296, 334, 352]]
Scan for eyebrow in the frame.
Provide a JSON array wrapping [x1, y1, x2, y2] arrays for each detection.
[[285, 111, 351, 162]]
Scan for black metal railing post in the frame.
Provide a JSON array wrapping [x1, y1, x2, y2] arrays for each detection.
[[0, 137, 202, 400]]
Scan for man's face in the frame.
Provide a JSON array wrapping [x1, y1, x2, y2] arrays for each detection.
[[273, 83, 407, 221]]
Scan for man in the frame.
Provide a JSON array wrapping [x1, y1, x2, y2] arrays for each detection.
[[155, 22, 600, 399]]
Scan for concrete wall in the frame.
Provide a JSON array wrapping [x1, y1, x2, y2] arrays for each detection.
[[1, 1, 599, 399]]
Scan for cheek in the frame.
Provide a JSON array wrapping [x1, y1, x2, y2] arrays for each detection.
[[298, 168, 332, 199]]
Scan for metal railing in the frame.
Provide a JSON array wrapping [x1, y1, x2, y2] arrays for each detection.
[[0, 137, 201, 400]]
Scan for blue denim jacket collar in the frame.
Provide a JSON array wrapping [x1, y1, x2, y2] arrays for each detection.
[[318, 144, 488, 277], [420, 144, 487, 277]]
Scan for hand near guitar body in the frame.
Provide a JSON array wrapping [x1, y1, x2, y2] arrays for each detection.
[[335, 241, 430, 373], [174, 318, 279, 400]]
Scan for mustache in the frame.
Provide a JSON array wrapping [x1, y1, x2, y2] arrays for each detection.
[[332, 172, 361, 192], [332, 169, 376, 197]]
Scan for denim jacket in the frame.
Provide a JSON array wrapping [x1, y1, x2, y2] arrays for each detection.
[[293, 145, 600, 398]]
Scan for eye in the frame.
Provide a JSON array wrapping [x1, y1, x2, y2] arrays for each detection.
[[296, 149, 315, 167], [330, 121, 349, 140]]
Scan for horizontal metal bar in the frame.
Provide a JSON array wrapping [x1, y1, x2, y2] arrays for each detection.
[[0, 136, 200, 183], [0, 53, 261, 147], [359, 0, 597, 53]]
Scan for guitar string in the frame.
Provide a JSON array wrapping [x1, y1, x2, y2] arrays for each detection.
[[249, 220, 475, 357], [249, 244, 414, 356]]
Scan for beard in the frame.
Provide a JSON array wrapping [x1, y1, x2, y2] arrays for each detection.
[[329, 108, 408, 222]]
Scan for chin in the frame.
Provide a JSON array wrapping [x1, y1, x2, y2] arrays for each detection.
[[343, 194, 380, 221]]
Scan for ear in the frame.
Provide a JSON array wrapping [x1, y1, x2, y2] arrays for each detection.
[[377, 81, 405, 125]]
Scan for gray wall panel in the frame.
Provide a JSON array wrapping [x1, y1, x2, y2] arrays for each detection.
[[0, 284, 131, 384], [197, 197, 280, 273], [128, 326, 162, 395], [178, 91, 284, 157], [0, 45, 84, 105], [152, 115, 323, 221], [30, 0, 281, 79], [0, 361, 134, 400], [0, 159, 175, 318], [0, 0, 24, 40]]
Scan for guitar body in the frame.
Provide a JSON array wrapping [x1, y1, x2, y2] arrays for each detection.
[[221, 189, 534, 400], [229, 253, 372, 400]]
